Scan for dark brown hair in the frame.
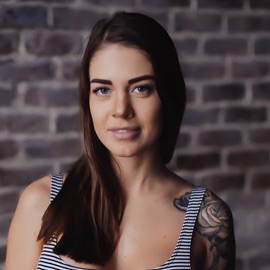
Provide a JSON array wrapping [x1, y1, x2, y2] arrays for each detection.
[[38, 11, 186, 264]]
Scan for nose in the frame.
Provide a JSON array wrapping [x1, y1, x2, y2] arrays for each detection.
[[112, 91, 134, 118]]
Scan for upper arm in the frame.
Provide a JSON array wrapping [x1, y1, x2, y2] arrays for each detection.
[[5, 176, 51, 270], [195, 190, 235, 270]]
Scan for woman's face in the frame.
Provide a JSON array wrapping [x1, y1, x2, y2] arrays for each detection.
[[89, 44, 163, 159]]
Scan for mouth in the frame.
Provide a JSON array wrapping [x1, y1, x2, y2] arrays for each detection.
[[108, 126, 141, 140]]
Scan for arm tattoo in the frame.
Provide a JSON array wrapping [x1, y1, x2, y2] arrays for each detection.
[[174, 190, 235, 270], [197, 190, 235, 270]]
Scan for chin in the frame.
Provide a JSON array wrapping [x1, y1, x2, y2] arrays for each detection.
[[110, 148, 140, 158]]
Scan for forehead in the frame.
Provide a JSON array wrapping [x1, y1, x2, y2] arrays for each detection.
[[89, 44, 154, 79]]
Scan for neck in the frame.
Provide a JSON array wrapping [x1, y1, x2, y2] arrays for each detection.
[[110, 150, 169, 197]]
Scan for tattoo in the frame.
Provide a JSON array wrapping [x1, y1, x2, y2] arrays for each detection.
[[174, 190, 235, 270], [174, 191, 191, 211], [197, 190, 235, 269]]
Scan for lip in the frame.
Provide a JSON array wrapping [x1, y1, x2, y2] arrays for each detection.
[[108, 126, 141, 140]]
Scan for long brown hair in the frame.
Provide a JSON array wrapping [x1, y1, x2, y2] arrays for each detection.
[[38, 11, 186, 264]]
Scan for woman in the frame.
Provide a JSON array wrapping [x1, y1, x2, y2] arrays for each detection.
[[6, 12, 235, 270]]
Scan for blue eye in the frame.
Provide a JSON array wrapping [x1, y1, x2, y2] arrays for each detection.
[[133, 85, 153, 94], [93, 87, 110, 95]]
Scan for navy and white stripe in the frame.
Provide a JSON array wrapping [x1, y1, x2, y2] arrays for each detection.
[[37, 173, 206, 270], [153, 186, 205, 270]]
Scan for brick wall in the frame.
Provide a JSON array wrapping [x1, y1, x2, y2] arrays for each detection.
[[0, 0, 270, 269]]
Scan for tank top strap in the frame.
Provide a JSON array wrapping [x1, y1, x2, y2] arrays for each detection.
[[50, 173, 63, 202], [180, 186, 206, 237], [172, 186, 206, 267]]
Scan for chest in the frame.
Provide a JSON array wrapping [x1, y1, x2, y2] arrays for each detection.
[[107, 207, 185, 269], [58, 205, 186, 270]]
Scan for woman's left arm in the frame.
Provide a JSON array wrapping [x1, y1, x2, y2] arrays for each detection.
[[196, 190, 235, 270]]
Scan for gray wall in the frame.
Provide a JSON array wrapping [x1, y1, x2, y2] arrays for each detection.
[[1, 0, 270, 269]]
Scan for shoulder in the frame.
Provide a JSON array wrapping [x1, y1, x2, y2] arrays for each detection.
[[194, 189, 235, 270], [18, 175, 51, 213], [198, 189, 234, 234], [6, 175, 52, 269]]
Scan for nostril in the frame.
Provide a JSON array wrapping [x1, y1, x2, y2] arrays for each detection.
[[112, 102, 134, 118]]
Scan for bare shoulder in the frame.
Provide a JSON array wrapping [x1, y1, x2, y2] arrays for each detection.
[[195, 189, 235, 270], [18, 175, 51, 213], [6, 175, 52, 269]]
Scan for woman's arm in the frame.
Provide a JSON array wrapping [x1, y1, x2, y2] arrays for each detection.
[[5, 176, 51, 270], [196, 190, 235, 270]]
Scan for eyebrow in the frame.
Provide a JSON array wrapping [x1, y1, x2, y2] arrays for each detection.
[[90, 75, 155, 85]]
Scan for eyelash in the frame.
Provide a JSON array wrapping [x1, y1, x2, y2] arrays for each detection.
[[92, 87, 110, 95], [132, 84, 153, 94], [91, 84, 154, 96]]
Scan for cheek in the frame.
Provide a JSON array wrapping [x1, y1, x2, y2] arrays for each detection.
[[141, 101, 163, 133], [89, 102, 103, 130]]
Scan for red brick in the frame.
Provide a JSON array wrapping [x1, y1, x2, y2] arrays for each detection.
[[224, 107, 267, 123], [0, 59, 14, 81], [200, 173, 245, 192], [173, 38, 198, 56], [141, 0, 189, 7], [255, 37, 270, 54], [232, 61, 270, 78], [228, 15, 270, 33], [205, 38, 247, 55], [62, 60, 80, 80], [249, 0, 270, 9], [199, 129, 242, 146], [250, 173, 270, 189], [0, 32, 19, 54], [0, 5, 47, 28], [203, 83, 245, 102], [0, 140, 19, 160], [177, 152, 220, 171], [85, 0, 136, 5], [198, 0, 244, 8], [23, 138, 82, 158], [253, 82, 270, 100], [175, 13, 221, 32], [226, 191, 265, 211], [0, 86, 15, 106], [0, 166, 53, 186], [0, 189, 19, 215], [182, 108, 219, 126], [15, 61, 55, 82], [53, 8, 107, 30], [182, 62, 225, 80], [25, 31, 83, 56], [2, 113, 49, 133], [249, 128, 270, 144], [227, 150, 269, 168], [24, 85, 79, 107], [19, 0, 74, 2], [56, 113, 80, 132]]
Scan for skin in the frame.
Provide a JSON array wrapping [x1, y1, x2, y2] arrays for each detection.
[[6, 44, 235, 270]]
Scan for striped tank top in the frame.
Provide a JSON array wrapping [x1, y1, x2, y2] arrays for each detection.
[[37, 173, 206, 270]]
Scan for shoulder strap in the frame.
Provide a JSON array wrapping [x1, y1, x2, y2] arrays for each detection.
[[172, 186, 206, 267], [50, 173, 63, 202]]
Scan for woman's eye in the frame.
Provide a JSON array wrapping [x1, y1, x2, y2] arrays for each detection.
[[133, 85, 153, 94], [92, 87, 110, 95]]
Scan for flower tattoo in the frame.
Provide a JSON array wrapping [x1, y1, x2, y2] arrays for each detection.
[[174, 189, 235, 269]]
